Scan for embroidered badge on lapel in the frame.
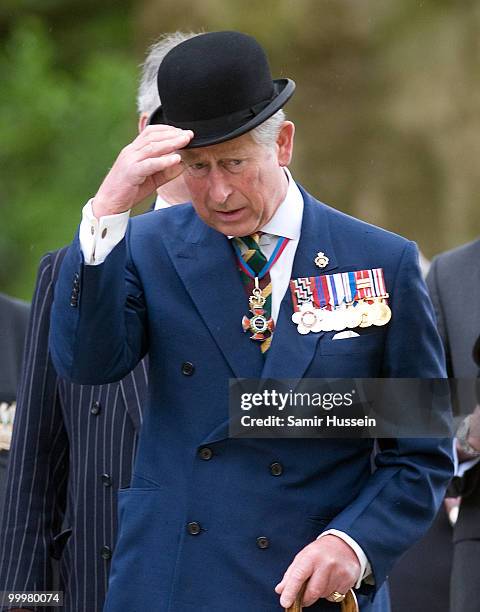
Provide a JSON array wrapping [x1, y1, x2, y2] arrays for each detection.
[[314, 251, 329, 269]]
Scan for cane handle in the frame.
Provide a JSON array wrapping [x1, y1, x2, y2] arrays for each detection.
[[285, 587, 359, 611]]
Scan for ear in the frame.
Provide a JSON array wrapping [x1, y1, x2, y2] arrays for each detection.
[[138, 112, 150, 134], [276, 121, 295, 167]]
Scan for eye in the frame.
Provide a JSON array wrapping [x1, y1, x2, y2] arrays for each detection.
[[223, 159, 245, 172], [185, 161, 209, 177]]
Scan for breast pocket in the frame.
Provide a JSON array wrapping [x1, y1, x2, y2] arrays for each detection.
[[319, 329, 385, 355], [307, 330, 386, 377]]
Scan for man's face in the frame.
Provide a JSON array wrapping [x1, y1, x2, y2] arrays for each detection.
[[180, 122, 294, 236]]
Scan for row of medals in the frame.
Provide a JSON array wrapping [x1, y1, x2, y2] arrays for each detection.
[[298, 296, 392, 333]]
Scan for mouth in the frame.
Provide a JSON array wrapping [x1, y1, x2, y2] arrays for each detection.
[[214, 207, 247, 222]]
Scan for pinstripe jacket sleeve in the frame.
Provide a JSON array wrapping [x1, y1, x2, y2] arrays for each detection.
[[0, 250, 69, 596]]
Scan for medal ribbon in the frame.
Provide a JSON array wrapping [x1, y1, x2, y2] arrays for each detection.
[[372, 268, 388, 298], [232, 235, 289, 280], [345, 272, 358, 303], [354, 269, 374, 299], [332, 273, 346, 307], [233, 234, 289, 354], [291, 268, 388, 311]]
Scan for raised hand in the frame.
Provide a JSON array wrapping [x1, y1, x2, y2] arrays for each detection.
[[92, 125, 193, 218]]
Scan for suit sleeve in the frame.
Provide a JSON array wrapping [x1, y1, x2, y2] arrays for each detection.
[[325, 241, 454, 594], [426, 257, 453, 377], [0, 252, 69, 597], [49, 228, 148, 384]]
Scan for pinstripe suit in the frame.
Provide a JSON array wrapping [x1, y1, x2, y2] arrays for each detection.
[[0, 248, 148, 611]]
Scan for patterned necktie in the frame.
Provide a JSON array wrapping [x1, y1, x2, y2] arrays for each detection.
[[234, 232, 274, 354]]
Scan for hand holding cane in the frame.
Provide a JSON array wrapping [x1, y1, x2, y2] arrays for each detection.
[[284, 584, 359, 612]]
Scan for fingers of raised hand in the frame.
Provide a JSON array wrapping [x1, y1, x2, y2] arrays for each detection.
[[134, 135, 191, 163], [151, 162, 186, 189], [135, 153, 183, 180], [133, 126, 193, 153]]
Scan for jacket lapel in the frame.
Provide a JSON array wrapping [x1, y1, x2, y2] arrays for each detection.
[[163, 215, 264, 379], [262, 189, 338, 380]]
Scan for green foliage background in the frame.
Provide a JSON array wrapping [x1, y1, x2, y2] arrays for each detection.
[[2, 0, 480, 300]]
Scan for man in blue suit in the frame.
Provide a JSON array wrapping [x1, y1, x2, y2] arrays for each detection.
[[50, 31, 453, 611]]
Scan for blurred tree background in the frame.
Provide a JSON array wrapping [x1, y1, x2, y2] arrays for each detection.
[[1, 0, 480, 300]]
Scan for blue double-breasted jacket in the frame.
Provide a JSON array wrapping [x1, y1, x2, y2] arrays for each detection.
[[50, 187, 453, 611]]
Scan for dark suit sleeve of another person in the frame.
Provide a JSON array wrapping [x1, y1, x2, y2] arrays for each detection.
[[427, 246, 480, 531], [0, 294, 30, 401], [426, 258, 453, 377], [0, 252, 69, 595]]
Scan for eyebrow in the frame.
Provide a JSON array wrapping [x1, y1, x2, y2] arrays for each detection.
[[180, 148, 247, 163], [179, 151, 198, 163]]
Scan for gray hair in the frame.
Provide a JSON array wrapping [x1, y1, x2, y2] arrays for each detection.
[[250, 109, 286, 148], [137, 31, 202, 115]]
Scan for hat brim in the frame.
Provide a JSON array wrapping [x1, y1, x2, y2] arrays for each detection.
[[148, 78, 295, 148]]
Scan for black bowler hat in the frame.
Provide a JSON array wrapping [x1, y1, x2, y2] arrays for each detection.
[[148, 31, 295, 148]]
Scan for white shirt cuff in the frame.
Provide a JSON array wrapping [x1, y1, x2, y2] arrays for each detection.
[[317, 529, 373, 588], [456, 454, 480, 477], [452, 436, 480, 477], [79, 199, 130, 265]]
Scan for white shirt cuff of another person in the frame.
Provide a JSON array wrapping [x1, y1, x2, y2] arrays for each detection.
[[318, 529, 373, 588], [452, 435, 480, 477], [79, 199, 130, 265]]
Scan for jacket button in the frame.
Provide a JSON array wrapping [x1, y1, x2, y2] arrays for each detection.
[[187, 521, 201, 535], [101, 474, 112, 487], [199, 447, 213, 461], [91, 401, 101, 415], [181, 362, 195, 376], [256, 536, 270, 549], [269, 462, 283, 476], [100, 545, 112, 560]]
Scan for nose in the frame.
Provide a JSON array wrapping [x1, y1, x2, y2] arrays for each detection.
[[207, 168, 233, 205]]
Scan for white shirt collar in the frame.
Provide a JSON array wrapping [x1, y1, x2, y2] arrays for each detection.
[[259, 167, 303, 240], [154, 195, 172, 210]]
